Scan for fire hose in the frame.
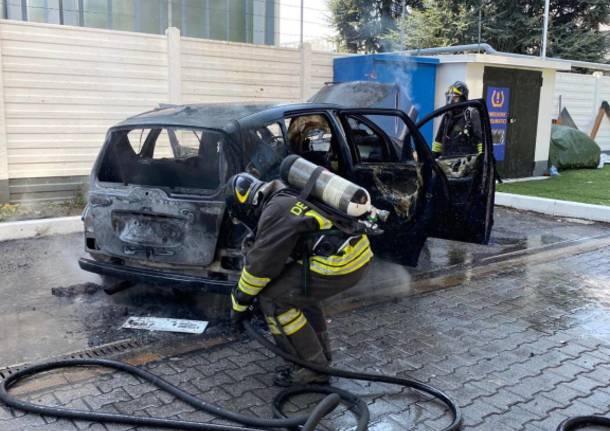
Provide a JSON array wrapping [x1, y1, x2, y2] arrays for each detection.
[[0, 320, 463, 431], [556, 416, 610, 430]]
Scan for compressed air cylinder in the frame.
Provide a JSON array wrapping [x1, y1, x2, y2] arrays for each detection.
[[279, 155, 372, 217]]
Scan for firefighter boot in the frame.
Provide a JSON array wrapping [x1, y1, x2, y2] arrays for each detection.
[[268, 310, 330, 386], [274, 365, 329, 387], [273, 330, 333, 386]]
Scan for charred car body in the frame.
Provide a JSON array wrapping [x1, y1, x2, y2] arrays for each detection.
[[80, 85, 495, 293]]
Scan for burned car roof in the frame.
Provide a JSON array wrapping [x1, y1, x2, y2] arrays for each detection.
[[113, 102, 342, 131]]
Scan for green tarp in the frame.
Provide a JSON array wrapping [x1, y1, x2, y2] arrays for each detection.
[[549, 124, 601, 170]]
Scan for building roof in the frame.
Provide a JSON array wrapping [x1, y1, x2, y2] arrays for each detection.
[[336, 53, 440, 65], [432, 54, 572, 71]]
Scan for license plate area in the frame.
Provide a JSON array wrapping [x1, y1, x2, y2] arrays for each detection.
[[112, 211, 185, 248]]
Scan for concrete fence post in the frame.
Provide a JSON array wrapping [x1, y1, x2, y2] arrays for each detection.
[[300, 42, 312, 101], [166, 27, 182, 104], [591, 72, 603, 134], [0, 22, 9, 203]]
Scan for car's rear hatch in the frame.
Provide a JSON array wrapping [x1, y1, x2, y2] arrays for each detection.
[[87, 125, 228, 267], [88, 187, 223, 266]]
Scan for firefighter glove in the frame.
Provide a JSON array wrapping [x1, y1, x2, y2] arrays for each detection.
[[230, 293, 252, 331]]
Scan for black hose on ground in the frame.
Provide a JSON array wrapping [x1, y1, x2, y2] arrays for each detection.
[[556, 415, 610, 430], [243, 320, 462, 431], [0, 321, 464, 430], [300, 393, 340, 431], [0, 358, 314, 430]]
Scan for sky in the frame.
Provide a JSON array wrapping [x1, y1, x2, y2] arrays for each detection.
[[278, 0, 336, 46]]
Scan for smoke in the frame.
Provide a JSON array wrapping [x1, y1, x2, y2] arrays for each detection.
[[326, 259, 414, 315]]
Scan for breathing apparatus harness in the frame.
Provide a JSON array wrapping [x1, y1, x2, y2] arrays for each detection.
[[439, 107, 477, 158], [281, 164, 387, 296]]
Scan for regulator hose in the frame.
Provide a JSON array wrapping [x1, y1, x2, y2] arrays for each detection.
[[0, 320, 463, 430], [556, 415, 610, 430]]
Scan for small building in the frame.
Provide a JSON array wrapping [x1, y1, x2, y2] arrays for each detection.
[[433, 54, 570, 178], [333, 52, 572, 178]]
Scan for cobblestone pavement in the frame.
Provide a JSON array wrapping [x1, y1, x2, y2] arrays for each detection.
[[1, 244, 610, 430]]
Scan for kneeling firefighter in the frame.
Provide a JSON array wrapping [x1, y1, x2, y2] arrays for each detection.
[[226, 155, 383, 386]]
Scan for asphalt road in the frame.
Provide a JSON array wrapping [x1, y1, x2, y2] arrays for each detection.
[[0, 207, 608, 368]]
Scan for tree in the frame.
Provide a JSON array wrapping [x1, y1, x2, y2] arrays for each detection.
[[474, 0, 610, 61], [392, 0, 478, 50], [543, 0, 610, 62], [331, 0, 610, 62], [328, 0, 423, 53]]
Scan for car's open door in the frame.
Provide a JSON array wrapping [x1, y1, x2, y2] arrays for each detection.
[[335, 108, 437, 266], [416, 99, 496, 244]]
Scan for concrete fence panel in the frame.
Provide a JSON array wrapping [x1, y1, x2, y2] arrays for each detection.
[[0, 20, 337, 202]]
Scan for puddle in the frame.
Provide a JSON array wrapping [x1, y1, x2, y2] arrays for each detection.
[[576, 310, 610, 336]]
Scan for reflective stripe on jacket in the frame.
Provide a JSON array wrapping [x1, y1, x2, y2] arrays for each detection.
[[231, 191, 373, 311]]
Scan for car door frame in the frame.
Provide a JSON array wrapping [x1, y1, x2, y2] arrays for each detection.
[[281, 108, 355, 178], [415, 98, 496, 244], [333, 108, 438, 266]]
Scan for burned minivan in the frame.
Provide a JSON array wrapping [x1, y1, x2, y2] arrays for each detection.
[[80, 91, 495, 293]]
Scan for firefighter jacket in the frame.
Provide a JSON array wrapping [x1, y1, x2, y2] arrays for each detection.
[[231, 191, 373, 313], [432, 107, 483, 156]]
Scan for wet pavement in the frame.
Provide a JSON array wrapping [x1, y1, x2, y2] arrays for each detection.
[[0, 207, 609, 368], [0, 217, 609, 430]]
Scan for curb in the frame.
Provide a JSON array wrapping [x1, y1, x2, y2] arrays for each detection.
[[0, 216, 82, 242], [495, 192, 610, 224]]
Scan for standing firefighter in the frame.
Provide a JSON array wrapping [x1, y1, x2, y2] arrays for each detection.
[[432, 81, 483, 159], [226, 157, 378, 386]]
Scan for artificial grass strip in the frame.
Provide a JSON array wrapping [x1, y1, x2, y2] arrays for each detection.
[[497, 166, 610, 207]]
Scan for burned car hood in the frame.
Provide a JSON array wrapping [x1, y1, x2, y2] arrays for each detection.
[[309, 81, 412, 111]]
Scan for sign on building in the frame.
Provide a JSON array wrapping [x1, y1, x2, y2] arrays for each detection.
[[486, 86, 510, 161]]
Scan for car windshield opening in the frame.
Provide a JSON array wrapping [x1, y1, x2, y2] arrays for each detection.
[[97, 127, 225, 192]]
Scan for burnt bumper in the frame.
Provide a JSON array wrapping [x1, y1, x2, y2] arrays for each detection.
[[78, 258, 235, 294]]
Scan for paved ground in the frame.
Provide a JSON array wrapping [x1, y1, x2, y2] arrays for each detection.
[[1, 233, 609, 430], [1, 207, 608, 367]]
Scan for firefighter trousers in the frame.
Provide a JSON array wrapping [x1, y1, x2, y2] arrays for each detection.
[[258, 262, 369, 367]]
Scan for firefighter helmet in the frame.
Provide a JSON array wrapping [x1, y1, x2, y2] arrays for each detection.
[[446, 81, 469, 104], [226, 173, 267, 228]]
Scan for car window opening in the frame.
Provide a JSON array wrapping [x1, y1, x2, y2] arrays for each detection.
[[97, 127, 225, 192], [285, 114, 340, 172], [244, 122, 288, 181]]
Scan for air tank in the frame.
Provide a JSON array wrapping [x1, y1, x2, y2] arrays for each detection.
[[279, 155, 372, 217]]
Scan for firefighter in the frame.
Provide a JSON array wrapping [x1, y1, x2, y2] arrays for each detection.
[[432, 81, 483, 159], [226, 173, 373, 386]]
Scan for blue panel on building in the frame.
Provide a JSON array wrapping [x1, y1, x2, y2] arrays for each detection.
[[333, 53, 438, 145]]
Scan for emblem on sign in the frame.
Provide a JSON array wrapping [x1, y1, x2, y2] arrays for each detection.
[[491, 90, 505, 108]]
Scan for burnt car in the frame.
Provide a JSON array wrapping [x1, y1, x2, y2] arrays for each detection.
[[79, 91, 495, 293]]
